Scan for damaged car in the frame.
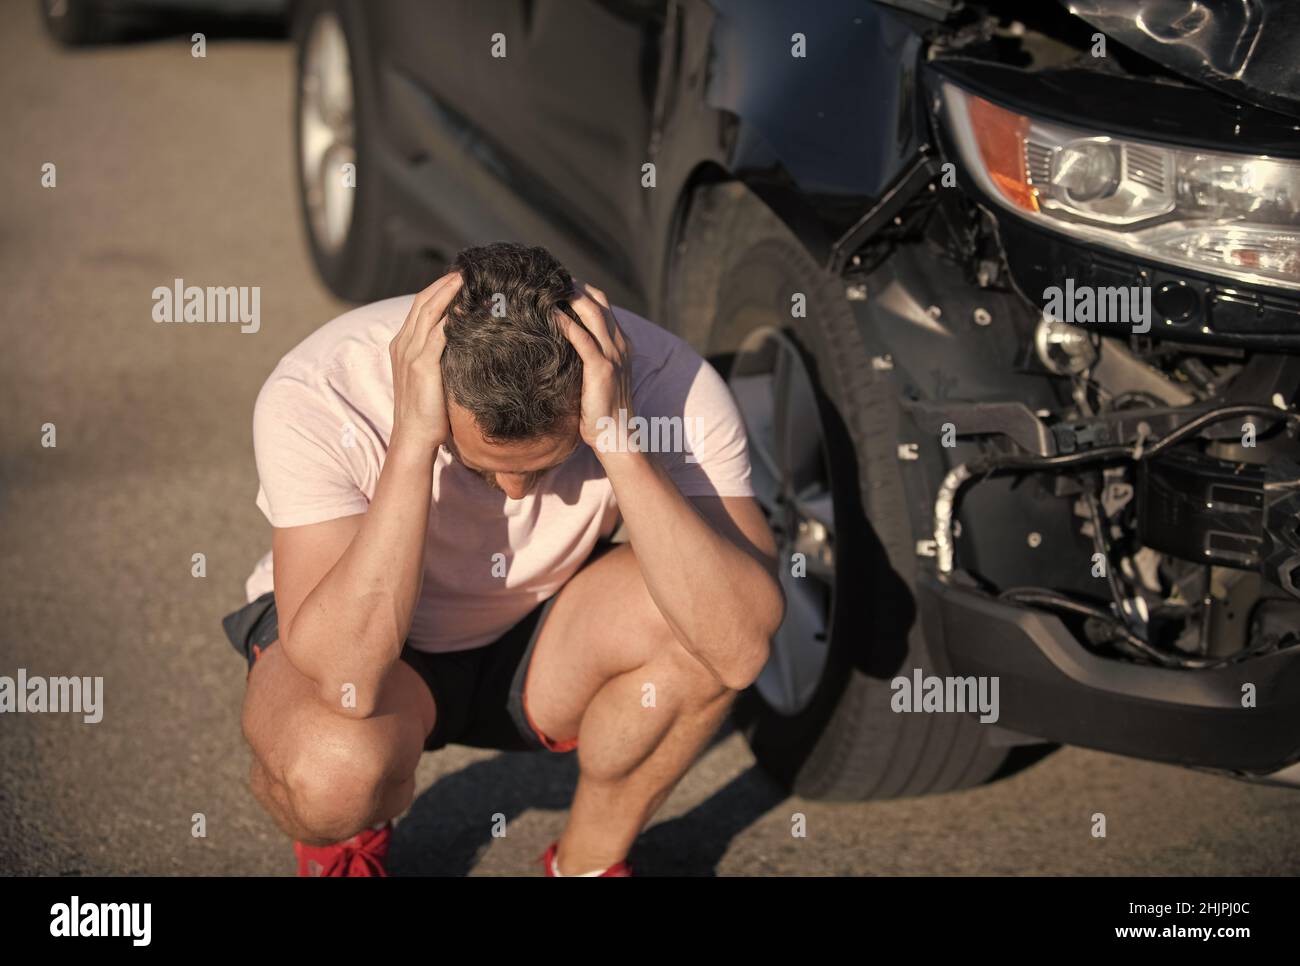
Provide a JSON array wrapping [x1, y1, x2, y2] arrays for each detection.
[[290, 0, 1300, 798]]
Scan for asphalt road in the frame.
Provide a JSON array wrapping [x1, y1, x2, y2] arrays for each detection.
[[2, 2, 1298, 876]]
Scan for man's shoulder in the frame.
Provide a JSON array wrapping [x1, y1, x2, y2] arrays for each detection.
[[258, 294, 414, 405], [611, 304, 691, 355], [611, 306, 751, 492], [615, 305, 717, 407], [275, 294, 414, 376]]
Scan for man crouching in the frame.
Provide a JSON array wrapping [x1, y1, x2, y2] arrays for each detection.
[[225, 242, 783, 876]]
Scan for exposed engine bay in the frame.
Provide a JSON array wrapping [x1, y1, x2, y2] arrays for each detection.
[[934, 331, 1300, 669], [852, 0, 1300, 676]]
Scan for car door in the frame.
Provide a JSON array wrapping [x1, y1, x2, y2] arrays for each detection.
[[487, 0, 668, 303], [367, 0, 665, 305]]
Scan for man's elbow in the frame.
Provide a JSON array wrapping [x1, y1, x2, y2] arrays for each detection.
[[718, 578, 784, 691], [316, 674, 381, 719], [283, 633, 383, 719], [718, 641, 770, 692]]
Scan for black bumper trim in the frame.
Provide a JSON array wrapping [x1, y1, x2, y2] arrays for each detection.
[[919, 573, 1300, 773]]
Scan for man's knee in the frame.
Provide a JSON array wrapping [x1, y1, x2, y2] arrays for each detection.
[[641, 618, 740, 710], [279, 734, 394, 842], [625, 574, 765, 699], [598, 544, 763, 695]]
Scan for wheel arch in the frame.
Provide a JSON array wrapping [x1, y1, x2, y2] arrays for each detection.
[[650, 0, 928, 325], [688, 0, 927, 258], [655, 169, 830, 355]]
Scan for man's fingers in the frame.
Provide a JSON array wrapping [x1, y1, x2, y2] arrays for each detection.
[[569, 287, 617, 359], [580, 281, 628, 355], [395, 272, 461, 348], [412, 271, 460, 314], [410, 273, 463, 349], [428, 317, 449, 362], [556, 307, 606, 368]]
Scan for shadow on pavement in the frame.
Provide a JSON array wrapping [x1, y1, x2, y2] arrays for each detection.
[[390, 722, 788, 876]]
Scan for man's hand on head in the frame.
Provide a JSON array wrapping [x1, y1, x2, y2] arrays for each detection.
[[557, 282, 781, 691], [559, 282, 635, 461], [389, 272, 463, 455]]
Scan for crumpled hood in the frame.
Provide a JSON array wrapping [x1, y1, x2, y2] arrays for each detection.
[[1063, 0, 1300, 119]]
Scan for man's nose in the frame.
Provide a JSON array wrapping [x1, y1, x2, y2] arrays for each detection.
[[497, 474, 531, 499]]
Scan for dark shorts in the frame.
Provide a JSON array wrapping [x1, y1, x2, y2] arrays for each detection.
[[221, 591, 574, 755]]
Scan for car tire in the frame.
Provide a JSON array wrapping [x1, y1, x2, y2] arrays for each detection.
[[293, 0, 439, 301], [669, 182, 1010, 800]]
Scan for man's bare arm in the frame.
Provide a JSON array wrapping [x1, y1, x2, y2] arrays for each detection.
[[560, 283, 784, 690], [271, 436, 434, 718], [267, 273, 462, 718], [604, 453, 783, 690]]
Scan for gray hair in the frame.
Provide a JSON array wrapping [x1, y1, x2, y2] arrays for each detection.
[[441, 242, 583, 440]]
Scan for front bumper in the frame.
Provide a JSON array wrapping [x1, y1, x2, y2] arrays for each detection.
[[919, 573, 1300, 774]]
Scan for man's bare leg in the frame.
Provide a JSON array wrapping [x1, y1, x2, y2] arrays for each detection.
[[241, 643, 436, 846], [524, 544, 746, 874], [562, 655, 736, 873]]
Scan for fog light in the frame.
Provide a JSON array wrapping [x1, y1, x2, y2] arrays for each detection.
[[1035, 314, 1098, 375]]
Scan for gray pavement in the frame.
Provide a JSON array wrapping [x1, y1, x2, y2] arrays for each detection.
[[2, 1, 1298, 876]]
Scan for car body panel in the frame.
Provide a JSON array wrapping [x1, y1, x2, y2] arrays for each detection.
[[350, 0, 930, 312], [1064, 0, 1300, 120], [296, 0, 1300, 774]]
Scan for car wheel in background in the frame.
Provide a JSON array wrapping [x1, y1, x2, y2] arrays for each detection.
[[293, 0, 437, 301], [671, 182, 1011, 800]]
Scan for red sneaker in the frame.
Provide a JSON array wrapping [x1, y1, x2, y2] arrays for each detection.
[[294, 823, 391, 877], [540, 841, 632, 877]]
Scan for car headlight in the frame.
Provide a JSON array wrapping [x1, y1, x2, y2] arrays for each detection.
[[940, 82, 1300, 292]]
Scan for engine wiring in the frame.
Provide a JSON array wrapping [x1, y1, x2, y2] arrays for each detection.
[[994, 587, 1224, 668], [934, 403, 1300, 669]]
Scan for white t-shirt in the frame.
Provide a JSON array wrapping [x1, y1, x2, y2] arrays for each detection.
[[245, 294, 754, 653]]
